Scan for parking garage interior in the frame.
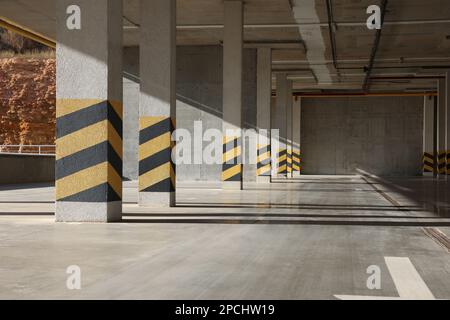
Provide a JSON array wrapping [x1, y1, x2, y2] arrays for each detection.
[[0, 0, 450, 300]]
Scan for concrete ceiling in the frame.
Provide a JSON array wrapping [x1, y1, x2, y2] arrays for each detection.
[[1, 0, 449, 93]]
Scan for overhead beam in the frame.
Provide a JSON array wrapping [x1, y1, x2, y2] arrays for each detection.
[[0, 17, 55, 48]]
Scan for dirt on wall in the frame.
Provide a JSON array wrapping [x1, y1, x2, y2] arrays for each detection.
[[0, 58, 56, 146]]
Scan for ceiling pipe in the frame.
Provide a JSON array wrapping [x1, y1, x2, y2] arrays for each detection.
[[122, 19, 450, 30], [325, 0, 340, 78], [291, 91, 437, 98], [363, 0, 389, 93], [370, 76, 446, 80]]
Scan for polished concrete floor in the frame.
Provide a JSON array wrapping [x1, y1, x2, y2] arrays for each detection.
[[0, 175, 449, 299]]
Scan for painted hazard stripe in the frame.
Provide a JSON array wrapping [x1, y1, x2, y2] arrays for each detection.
[[139, 117, 175, 192], [276, 149, 288, 174], [447, 151, 450, 175], [423, 152, 434, 173], [292, 149, 301, 172], [55, 99, 122, 202], [222, 136, 242, 182], [257, 144, 271, 176], [438, 151, 446, 174]]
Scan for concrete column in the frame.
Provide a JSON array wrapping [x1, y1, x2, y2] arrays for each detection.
[[292, 97, 301, 176], [272, 74, 288, 178], [286, 81, 293, 177], [446, 72, 450, 176], [138, 0, 176, 207], [438, 79, 446, 177], [256, 48, 272, 183], [55, 0, 123, 222], [423, 96, 435, 175], [222, 0, 244, 190]]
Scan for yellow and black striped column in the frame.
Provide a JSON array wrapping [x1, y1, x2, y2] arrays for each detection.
[[287, 148, 293, 175], [292, 148, 301, 174], [447, 151, 450, 175], [276, 148, 288, 175], [222, 136, 242, 184], [423, 152, 434, 173], [55, 99, 123, 222], [257, 144, 271, 177], [139, 117, 176, 206], [438, 151, 446, 175]]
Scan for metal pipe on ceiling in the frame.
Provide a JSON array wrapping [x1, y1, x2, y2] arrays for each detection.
[[292, 91, 437, 98], [326, 0, 340, 78], [363, 0, 389, 92], [122, 20, 450, 30]]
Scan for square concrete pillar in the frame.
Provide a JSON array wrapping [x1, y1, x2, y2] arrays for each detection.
[[286, 80, 293, 178], [438, 79, 446, 177], [222, 0, 244, 190], [446, 72, 450, 176], [256, 48, 272, 183], [138, 0, 176, 207], [55, 0, 123, 222], [423, 96, 435, 176], [272, 73, 288, 178], [292, 97, 302, 177]]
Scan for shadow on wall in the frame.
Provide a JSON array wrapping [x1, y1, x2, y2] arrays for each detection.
[[123, 45, 258, 182]]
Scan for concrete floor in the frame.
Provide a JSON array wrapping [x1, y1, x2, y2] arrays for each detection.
[[0, 175, 449, 299]]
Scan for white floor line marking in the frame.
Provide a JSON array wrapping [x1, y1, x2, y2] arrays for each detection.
[[335, 257, 435, 300]]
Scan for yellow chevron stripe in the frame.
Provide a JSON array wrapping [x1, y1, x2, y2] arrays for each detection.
[[223, 147, 241, 163], [139, 132, 172, 161], [140, 116, 167, 130], [287, 157, 292, 164], [257, 151, 270, 163], [423, 165, 433, 172], [277, 154, 287, 163], [257, 164, 271, 176], [293, 156, 300, 163], [108, 121, 123, 159], [293, 164, 301, 171], [277, 165, 287, 173], [109, 100, 123, 120], [56, 120, 109, 160], [56, 99, 103, 118], [139, 162, 171, 191], [56, 162, 121, 200], [222, 165, 241, 181], [223, 136, 239, 144]]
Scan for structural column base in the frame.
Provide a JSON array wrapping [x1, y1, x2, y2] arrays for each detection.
[[56, 202, 122, 223], [139, 192, 175, 208]]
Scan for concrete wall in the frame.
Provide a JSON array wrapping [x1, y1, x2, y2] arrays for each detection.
[[0, 154, 55, 184], [123, 45, 257, 182], [301, 96, 423, 176]]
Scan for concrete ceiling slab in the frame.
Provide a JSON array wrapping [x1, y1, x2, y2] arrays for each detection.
[[1, 0, 449, 92]]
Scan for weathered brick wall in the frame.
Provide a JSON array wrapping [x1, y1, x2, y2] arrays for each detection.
[[0, 58, 55, 146]]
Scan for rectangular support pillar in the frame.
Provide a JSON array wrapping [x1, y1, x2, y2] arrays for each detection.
[[286, 80, 293, 178], [292, 97, 301, 176], [222, 0, 244, 190], [256, 48, 272, 183], [438, 79, 446, 177], [55, 0, 123, 222], [423, 96, 435, 175], [138, 0, 176, 207], [446, 71, 450, 176], [272, 74, 288, 178]]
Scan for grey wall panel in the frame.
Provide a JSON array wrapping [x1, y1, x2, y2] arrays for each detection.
[[301, 97, 423, 176]]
